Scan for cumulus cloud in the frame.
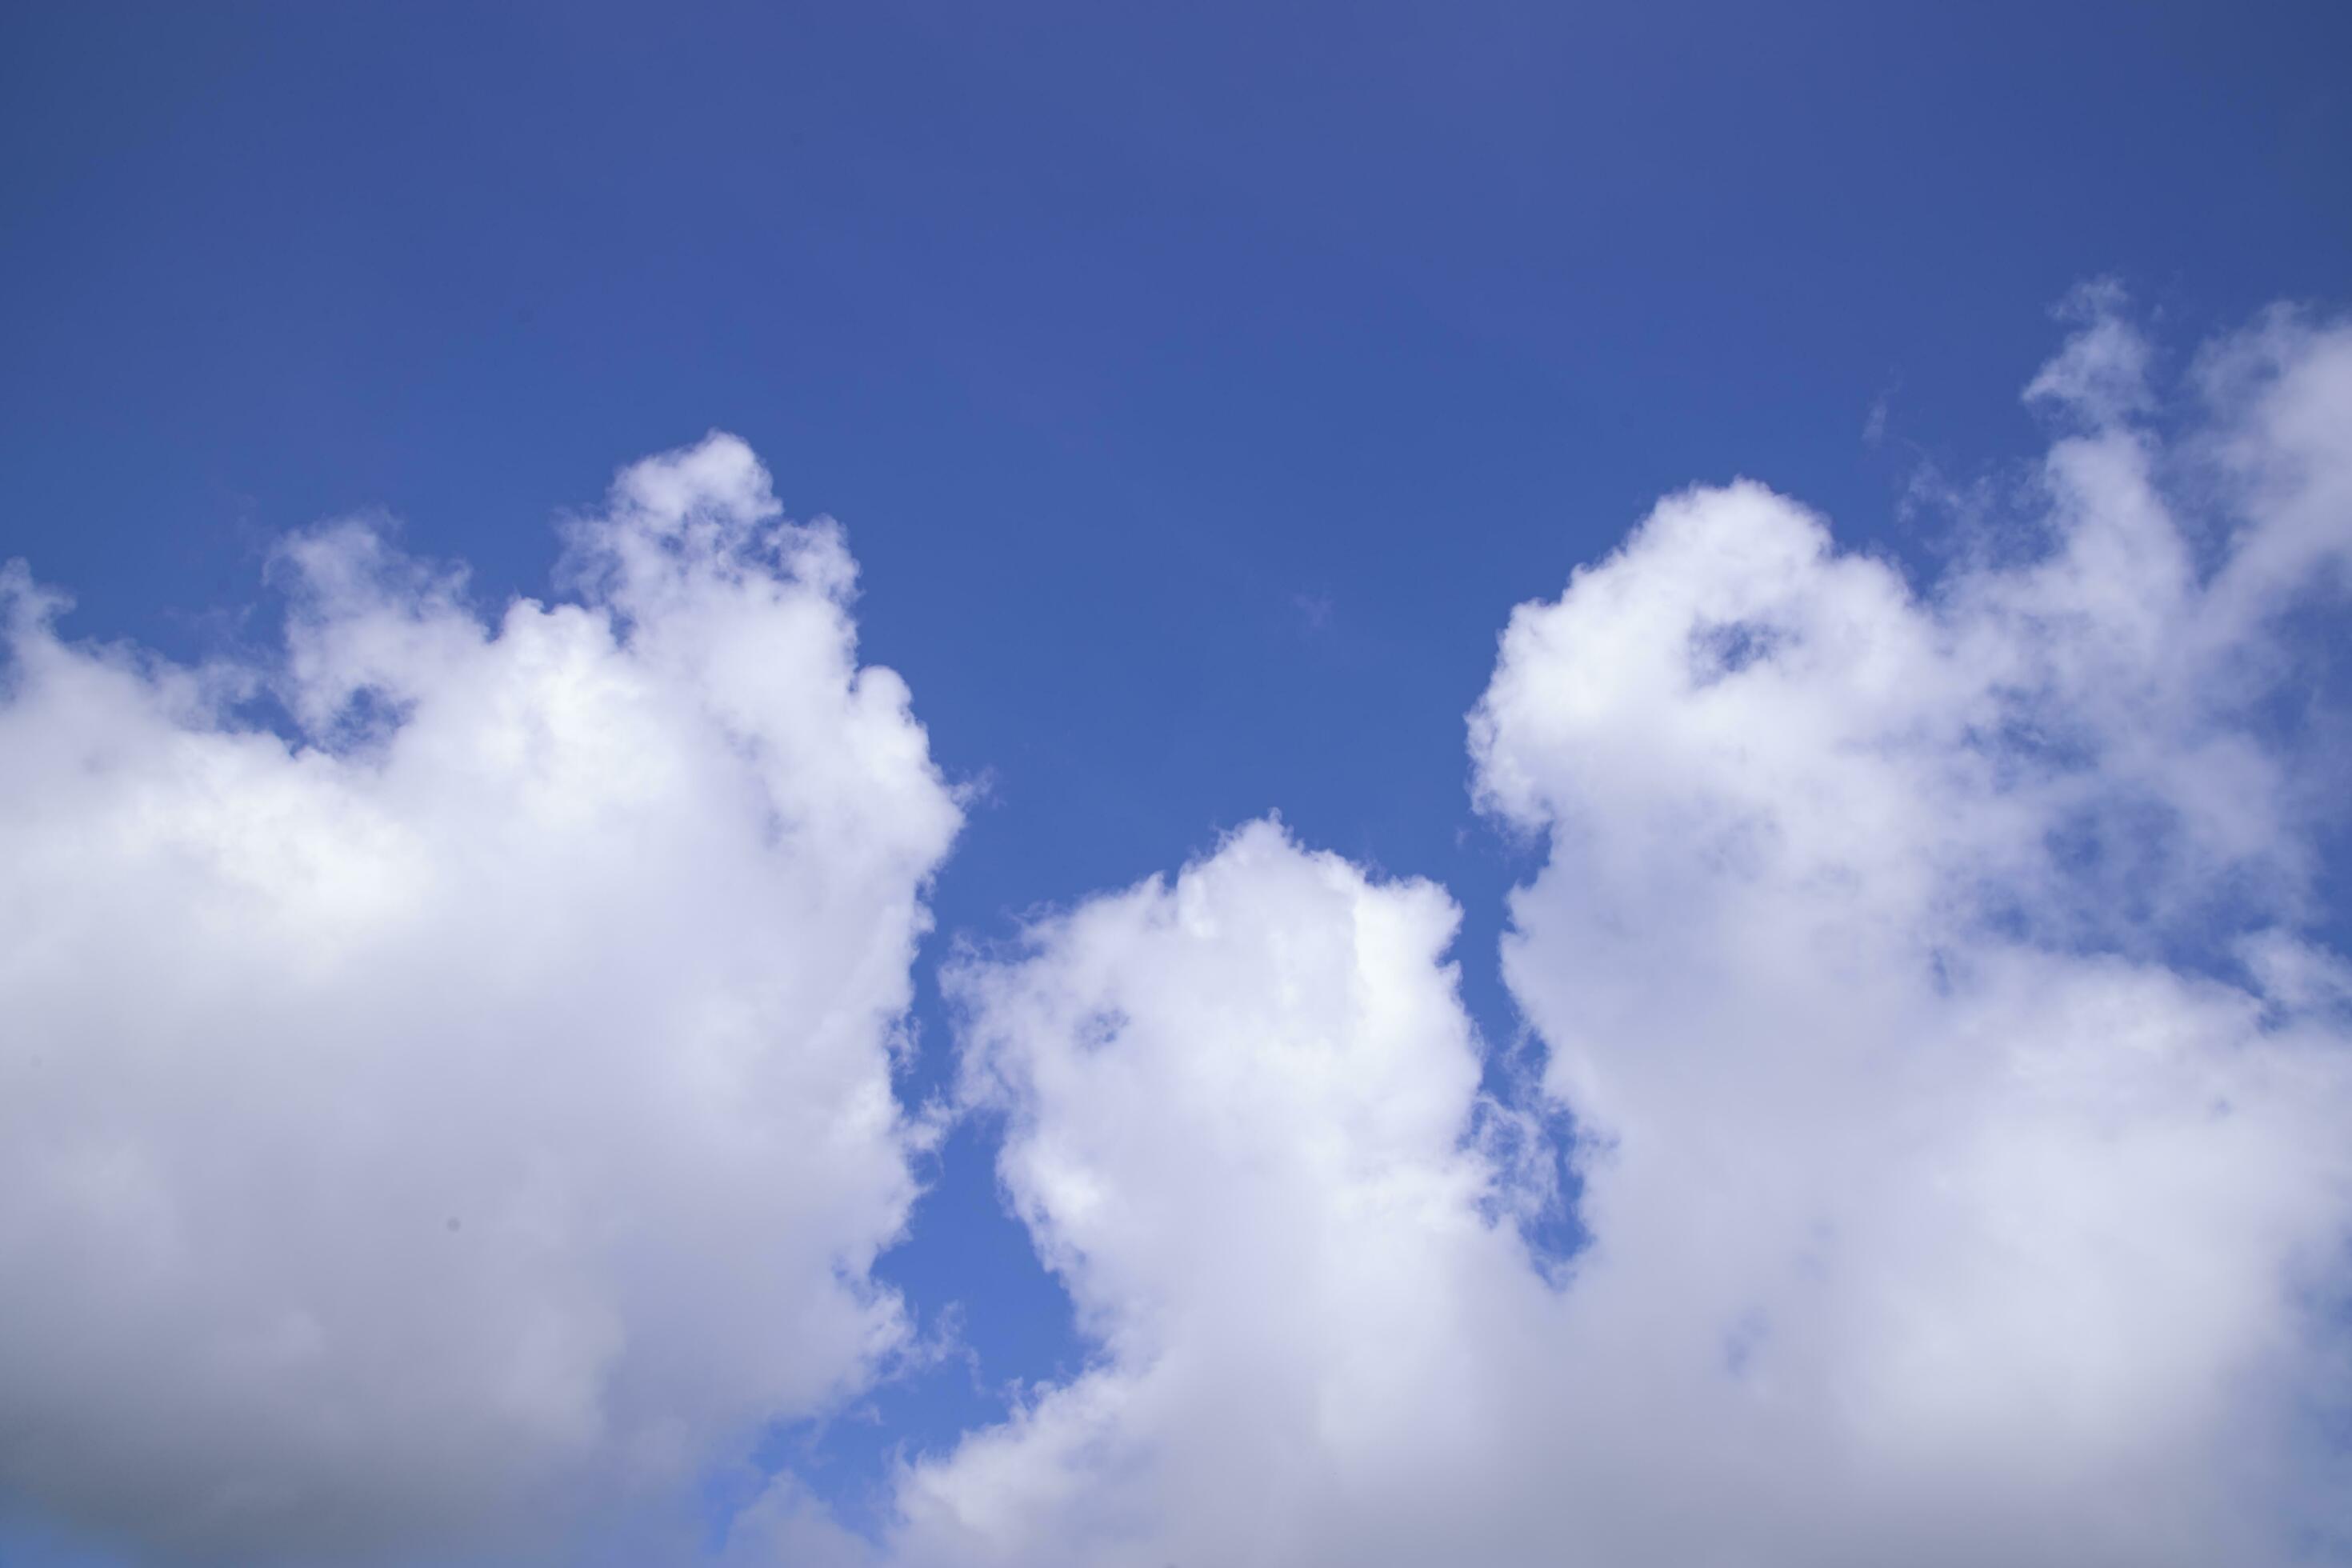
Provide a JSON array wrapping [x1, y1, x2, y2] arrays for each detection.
[[886, 820, 1538, 1568], [9, 302, 2350, 1568], [0, 436, 960, 1562], [882, 296, 2352, 1566]]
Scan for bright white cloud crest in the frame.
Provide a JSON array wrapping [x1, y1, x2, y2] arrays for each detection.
[[870, 296, 2352, 1566], [0, 435, 960, 1560]]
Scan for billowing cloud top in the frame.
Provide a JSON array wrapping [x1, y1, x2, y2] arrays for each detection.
[[0, 435, 960, 1562], [6, 300, 2352, 1568]]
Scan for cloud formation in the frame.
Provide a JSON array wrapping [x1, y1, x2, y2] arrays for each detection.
[[7, 298, 2350, 1568], [880, 294, 2352, 1566], [0, 437, 961, 1562]]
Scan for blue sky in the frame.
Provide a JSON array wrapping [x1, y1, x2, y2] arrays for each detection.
[[5, 5, 2352, 1565]]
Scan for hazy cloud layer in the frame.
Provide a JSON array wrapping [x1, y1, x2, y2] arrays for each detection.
[[0, 437, 960, 1561], [876, 296, 2352, 1566]]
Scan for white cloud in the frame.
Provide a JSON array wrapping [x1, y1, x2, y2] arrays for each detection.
[[881, 297, 2352, 1566], [0, 436, 961, 1562], [891, 819, 1546, 1568], [9, 302, 2350, 1568]]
